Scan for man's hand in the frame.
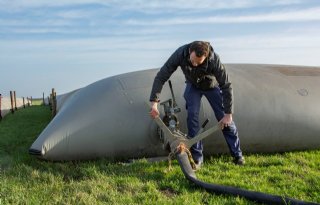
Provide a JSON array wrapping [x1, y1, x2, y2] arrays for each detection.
[[149, 102, 160, 119], [218, 114, 233, 130]]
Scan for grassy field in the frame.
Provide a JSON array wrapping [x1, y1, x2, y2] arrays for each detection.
[[0, 106, 319, 205], [31, 99, 46, 106]]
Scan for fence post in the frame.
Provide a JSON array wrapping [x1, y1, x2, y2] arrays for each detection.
[[49, 94, 52, 110], [14, 91, 17, 111], [51, 88, 57, 117], [54, 91, 57, 116], [10, 91, 14, 114], [23, 97, 25, 108], [0, 94, 2, 120], [43, 92, 45, 105]]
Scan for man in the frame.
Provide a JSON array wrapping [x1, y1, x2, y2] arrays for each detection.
[[149, 41, 244, 168]]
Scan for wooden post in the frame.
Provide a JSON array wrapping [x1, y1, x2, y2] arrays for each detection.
[[51, 88, 57, 117], [54, 91, 57, 116], [43, 92, 45, 105], [47, 96, 50, 107], [49, 94, 52, 110], [27, 97, 30, 107], [0, 94, 2, 120], [10, 91, 14, 114], [23, 97, 25, 108], [14, 91, 17, 110], [54, 92, 57, 115]]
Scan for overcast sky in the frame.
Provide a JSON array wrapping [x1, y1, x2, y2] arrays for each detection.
[[1, 0, 320, 97]]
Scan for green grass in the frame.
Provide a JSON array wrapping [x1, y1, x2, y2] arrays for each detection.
[[0, 106, 319, 205], [31, 99, 45, 106]]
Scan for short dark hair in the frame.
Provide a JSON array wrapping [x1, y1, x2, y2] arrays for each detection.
[[189, 41, 210, 57]]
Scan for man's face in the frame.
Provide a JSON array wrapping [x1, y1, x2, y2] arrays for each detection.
[[189, 51, 206, 67]]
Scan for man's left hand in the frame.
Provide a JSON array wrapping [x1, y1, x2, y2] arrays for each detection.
[[218, 114, 233, 129]]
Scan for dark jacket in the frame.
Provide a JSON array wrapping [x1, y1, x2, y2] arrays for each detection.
[[149, 43, 233, 114]]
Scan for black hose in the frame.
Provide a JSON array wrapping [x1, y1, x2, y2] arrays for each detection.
[[176, 152, 319, 205]]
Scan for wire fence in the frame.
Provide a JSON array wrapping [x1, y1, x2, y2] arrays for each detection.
[[0, 91, 31, 120], [0, 89, 57, 121]]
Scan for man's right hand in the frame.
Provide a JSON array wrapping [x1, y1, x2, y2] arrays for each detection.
[[149, 102, 159, 119]]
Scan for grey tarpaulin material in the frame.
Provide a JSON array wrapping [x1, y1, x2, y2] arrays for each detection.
[[56, 89, 80, 112], [29, 64, 320, 160]]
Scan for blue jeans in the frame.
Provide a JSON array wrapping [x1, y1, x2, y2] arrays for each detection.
[[183, 83, 242, 163]]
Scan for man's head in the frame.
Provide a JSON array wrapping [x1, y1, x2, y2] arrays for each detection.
[[189, 41, 210, 67]]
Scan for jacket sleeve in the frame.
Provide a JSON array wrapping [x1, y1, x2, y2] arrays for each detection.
[[212, 54, 234, 114], [149, 48, 181, 102]]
